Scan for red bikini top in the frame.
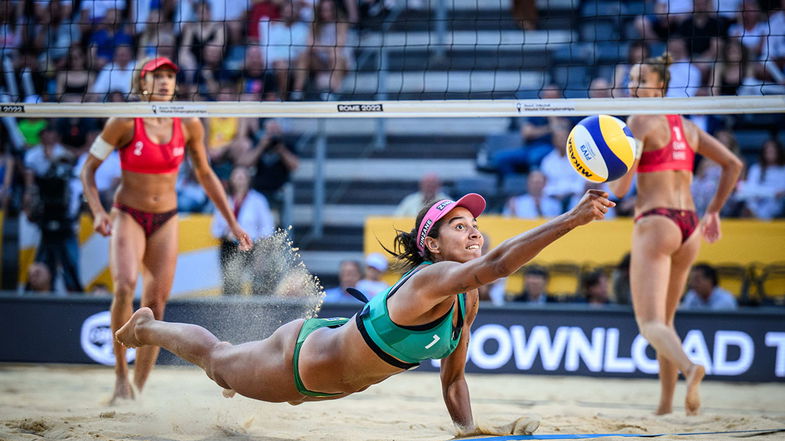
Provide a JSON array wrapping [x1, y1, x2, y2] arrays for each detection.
[[120, 118, 186, 174], [637, 115, 695, 173]]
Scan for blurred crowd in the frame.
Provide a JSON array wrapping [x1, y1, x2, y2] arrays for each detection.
[[0, 0, 366, 103]]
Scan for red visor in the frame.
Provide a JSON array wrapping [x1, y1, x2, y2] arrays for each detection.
[[140, 57, 179, 79]]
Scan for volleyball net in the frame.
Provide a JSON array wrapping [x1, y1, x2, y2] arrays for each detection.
[[0, 0, 784, 118]]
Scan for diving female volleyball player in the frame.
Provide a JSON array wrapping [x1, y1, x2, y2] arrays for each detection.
[[608, 54, 743, 415], [80, 57, 252, 404], [116, 189, 613, 434]]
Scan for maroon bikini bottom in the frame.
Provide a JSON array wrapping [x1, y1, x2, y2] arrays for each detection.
[[113, 203, 178, 238], [634, 207, 699, 244]]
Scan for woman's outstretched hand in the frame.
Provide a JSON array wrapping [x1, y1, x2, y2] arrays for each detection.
[[569, 189, 616, 225], [454, 415, 540, 438]]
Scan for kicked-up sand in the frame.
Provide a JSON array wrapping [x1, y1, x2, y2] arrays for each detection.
[[1, 364, 783, 441]]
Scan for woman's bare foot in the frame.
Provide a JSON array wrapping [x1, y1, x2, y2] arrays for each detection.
[[655, 403, 672, 415], [685, 364, 705, 416], [115, 307, 154, 348], [109, 377, 135, 405]]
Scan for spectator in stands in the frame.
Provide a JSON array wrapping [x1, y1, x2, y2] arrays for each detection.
[[80, 0, 125, 24], [665, 38, 702, 98], [261, 1, 309, 99], [0, 142, 15, 212], [57, 45, 96, 102], [711, 38, 750, 96], [33, 0, 78, 70], [613, 40, 650, 97], [356, 253, 390, 298], [0, 2, 22, 59], [204, 83, 254, 182], [510, 265, 554, 304], [540, 126, 585, 211], [578, 269, 611, 307], [692, 130, 743, 216], [25, 262, 53, 294], [136, 10, 177, 60], [681, 263, 738, 310], [193, 44, 229, 98], [323, 259, 363, 302], [761, 0, 785, 91], [212, 166, 276, 296], [503, 170, 562, 219], [239, 45, 280, 101], [611, 252, 631, 305], [89, 8, 134, 71], [247, 0, 281, 44], [511, 0, 538, 31], [737, 139, 785, 219], [728, 0, 768, 61], [499, 85, 568, 173], [394, 172, 450, 217], [179, 1, 225, 76], [292, 0, 354, 100], [23, 125, 83, 293], [240, 119, 300, 218], [588, 78, 612, 98], [633, 0, 691, 42], [677, 0, 724, 75], [90, 45, 136, 101]]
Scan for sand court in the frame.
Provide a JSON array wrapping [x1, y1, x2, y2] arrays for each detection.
[[1, 364, 783, 441]]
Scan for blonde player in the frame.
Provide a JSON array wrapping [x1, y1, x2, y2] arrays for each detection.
[[609, 54, 743, 415]]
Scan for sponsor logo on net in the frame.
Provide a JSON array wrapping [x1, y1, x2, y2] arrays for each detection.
[[81, 311, 136, 365], [1, 104, 25, 113], [337, 103, 384, 112], [151, 103, 207, 115]]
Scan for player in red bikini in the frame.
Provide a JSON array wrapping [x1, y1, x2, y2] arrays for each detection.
[[80, 57, 252, 404], [609, 53, 742, 416]]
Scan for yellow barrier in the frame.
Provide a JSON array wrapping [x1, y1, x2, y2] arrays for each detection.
[[364, 216, 785, 292]]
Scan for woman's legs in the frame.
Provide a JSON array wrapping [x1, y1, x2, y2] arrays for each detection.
[[109, 210, 146, 403], [666, 231, 705, 415], [631, 217, 702, 415], [134, 216, 179, 392], [116, 309, 305, 403]]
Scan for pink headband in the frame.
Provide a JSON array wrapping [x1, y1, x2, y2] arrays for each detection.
[[416, 193, 486, 256]]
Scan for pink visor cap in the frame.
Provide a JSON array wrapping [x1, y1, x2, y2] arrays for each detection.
[[140, 57, 179, 79], [416, 193, 486, 256]]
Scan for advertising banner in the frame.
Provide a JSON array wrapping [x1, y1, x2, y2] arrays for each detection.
[[2, 297, 783, 382]]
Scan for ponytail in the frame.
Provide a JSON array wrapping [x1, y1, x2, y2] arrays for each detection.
[[381, 202, 445, 272]]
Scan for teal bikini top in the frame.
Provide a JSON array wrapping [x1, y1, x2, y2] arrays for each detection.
[[356, 262, 465, 368]]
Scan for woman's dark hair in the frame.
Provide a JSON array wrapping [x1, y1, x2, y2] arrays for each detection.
[[692, 263, 718, 287], [314, 0, 346, 36], [581, 269, 606, 295], [382, 202, 446, 272], [642, 52, 673, 94], [759, 138, 785, 181]]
